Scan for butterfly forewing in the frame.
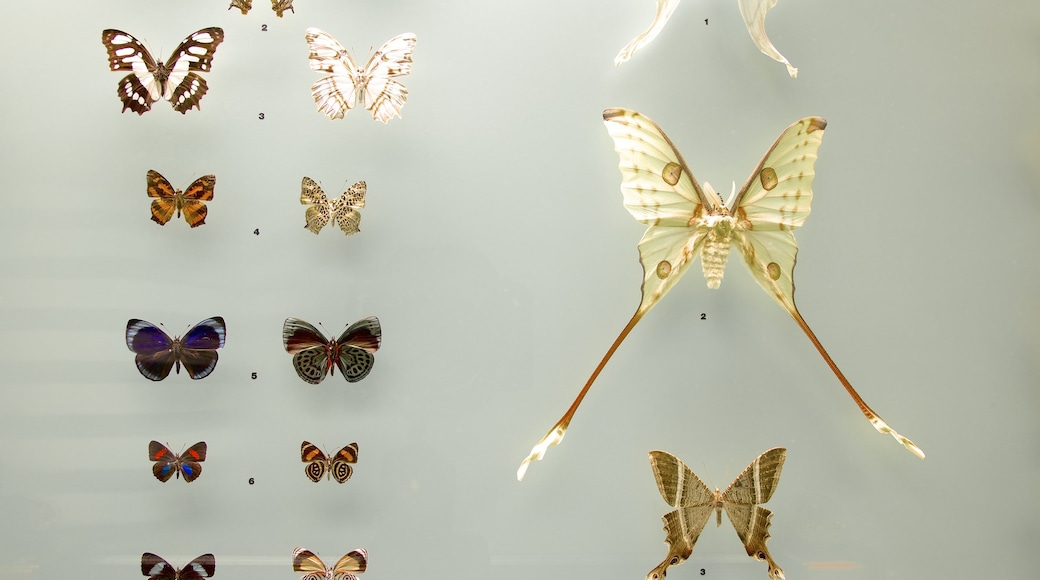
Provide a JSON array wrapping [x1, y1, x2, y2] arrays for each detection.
[[333, 549, 368, 576]]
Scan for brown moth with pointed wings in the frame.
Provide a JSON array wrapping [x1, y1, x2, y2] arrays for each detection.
[[648, 449, 786, 580], [101, 28, 224, 114], [517, 109, 923, 481]]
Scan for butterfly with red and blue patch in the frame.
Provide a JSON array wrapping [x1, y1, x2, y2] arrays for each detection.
[[149, 441, 207, 482], [141, 552, 215, 579], [125, 317, 226, 381]]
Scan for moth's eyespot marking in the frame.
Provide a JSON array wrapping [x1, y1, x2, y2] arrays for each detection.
[[759, 167, 778, 191], [662, 162, 682, 186], [766, 262, 782, 280], [757, 551, 767, 560], [670, 557, 680, 565], [656, 260, 672, 279]]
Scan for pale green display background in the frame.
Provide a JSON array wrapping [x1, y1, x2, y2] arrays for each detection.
[[1, 1, 1038, 579]]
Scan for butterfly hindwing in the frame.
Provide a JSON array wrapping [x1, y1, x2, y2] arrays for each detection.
[[305, 28, 416, 123], [101, 28, 224, 114]]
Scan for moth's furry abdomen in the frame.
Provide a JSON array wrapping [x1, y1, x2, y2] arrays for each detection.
[[701, 217, 734, 288]]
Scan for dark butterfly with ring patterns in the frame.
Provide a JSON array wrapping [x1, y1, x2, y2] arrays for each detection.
[[282, 317, 380, 384], [149, 441, 207, 482], [126, 317, 226, 381]]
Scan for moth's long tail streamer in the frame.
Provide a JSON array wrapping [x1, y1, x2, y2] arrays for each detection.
[[517, 311, 646, 481], [789, 309, 925, 459]]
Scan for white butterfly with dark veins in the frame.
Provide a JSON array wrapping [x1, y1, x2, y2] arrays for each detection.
[[305, 28, 417, 123], [101, 28, 224, 115]]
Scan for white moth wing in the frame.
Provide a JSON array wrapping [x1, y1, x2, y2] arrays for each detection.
[[614, 0, 681, 66], [306, 28, 361, 120], [730, 116, 825, 315], [603, 108, 720, 317], [361, 33, 417, 123], [738, 0, 797, 78]]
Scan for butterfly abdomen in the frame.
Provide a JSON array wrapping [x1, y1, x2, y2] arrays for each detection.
[[701, 218, 735, 289]]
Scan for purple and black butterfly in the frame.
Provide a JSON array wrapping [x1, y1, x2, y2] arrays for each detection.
[[142, 552, 215, 579], [125, 317, 226, 381]]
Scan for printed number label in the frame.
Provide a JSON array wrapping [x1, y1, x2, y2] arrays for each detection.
[[253, 229, 260, 236], [249, 477, 255, 485], [700, 313, 706, 320], [705, 19, 708, 25], [258, 112, 265, 120], [251, 372, 258, 379], [700, 570, 706, 576], [261, 24, 268, 32]]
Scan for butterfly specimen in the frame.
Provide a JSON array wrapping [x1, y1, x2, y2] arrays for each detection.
[[300, 177, 366, 235], [101, 28, 224, 114], [125, 317, 227, 381], [615, 0, 798, 78], [517, 109, 923, 481], [282, 317, 381, 384], [292, 547, 367, 580], [146, 170, 215, 228], [148, 441, 207, 482], [304, 28, 417, 123], [647, 449, 786, 580], [301, 441, 359, 483], [229, 0, 294, 17], [142, 552, 215, 579]]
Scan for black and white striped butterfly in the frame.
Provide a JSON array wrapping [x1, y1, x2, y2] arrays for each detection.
[[101, 28, 224, 115], [141, 552, 214, 580], [229, 0, 294, 17]]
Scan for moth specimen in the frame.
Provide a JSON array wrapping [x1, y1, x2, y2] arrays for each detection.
[[517, 109, 922, 480], [647, 449, 785, 580], [142, 552, 214, 579], [229, 0, 294, 17], [615, 0, 798, 78], [101, 28, 224, 114], [148, 441, 207, 483], [125, 317, 226, 381], [282, 317, 381, 384], [305, 28, 417, 123], [146, 170, 215, 227], [292, 547, 367, 580], [300, 441, 359, 483], [300, 177, 366, 235]]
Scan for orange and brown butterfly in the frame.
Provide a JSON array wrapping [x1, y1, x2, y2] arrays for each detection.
[[292, 547, 367, 580], [146, 170, 215, 227], [148, 441, 207, 482], [300, 441, 359, 483]]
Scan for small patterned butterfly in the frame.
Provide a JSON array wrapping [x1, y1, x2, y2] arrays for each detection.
[[229, 0, 294, 17], [142, 552, 215, 579], [125, 317, 227, 381], [282, 317, 381, 384], [101, 28, 224, 115], [146, 170, 215, 227], [301, 441, 359, 483], [292, 547, 366, 580], [305, 28, 417, 123], [300, 177, 366, 235], [148, 441, 207, 482]]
